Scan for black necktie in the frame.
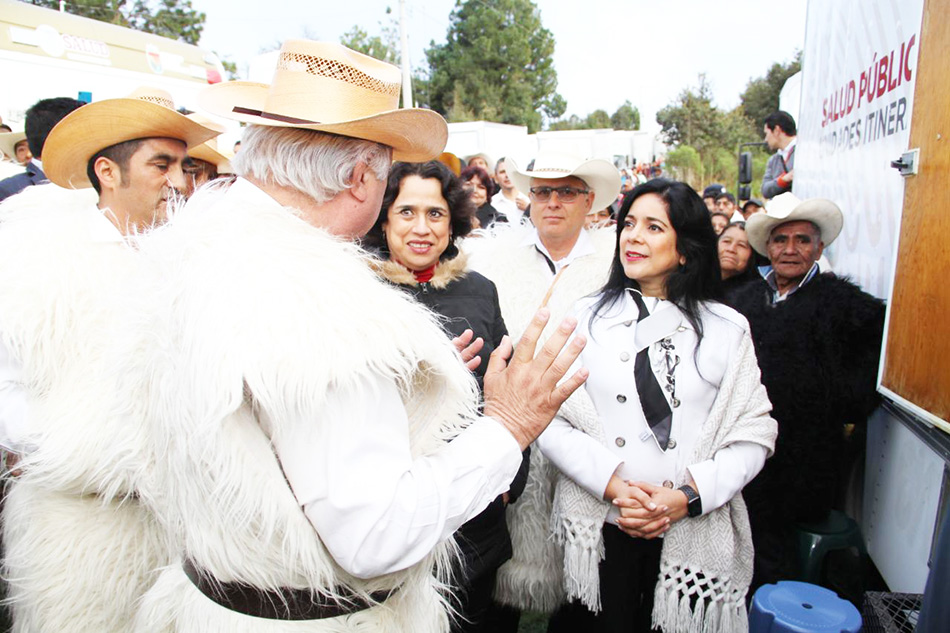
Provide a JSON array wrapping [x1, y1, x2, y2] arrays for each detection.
[[630, 291, 673, 450]]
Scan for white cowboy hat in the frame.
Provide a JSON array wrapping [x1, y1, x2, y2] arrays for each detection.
[[185, 113, 233, 173], [43, 86, 219, 189], [0, 131, 28, 162], [507, 151, 621, 210], [197, 40, 447, 162], [746, 192, 843, 255]]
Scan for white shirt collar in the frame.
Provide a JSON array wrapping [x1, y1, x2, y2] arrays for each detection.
[[88, 207, 126, 243], [782, 137, 797, 161], [520, 228, 595, 274]]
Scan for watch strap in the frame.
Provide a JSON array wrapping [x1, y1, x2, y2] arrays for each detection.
[[678, 484, 702, 518]]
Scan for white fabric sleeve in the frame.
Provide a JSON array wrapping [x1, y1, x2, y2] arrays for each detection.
[[686, 441, 769, 515], [0, 336, 31, 454], [272, 373, 522, 580], [536, 414, 622, 501]]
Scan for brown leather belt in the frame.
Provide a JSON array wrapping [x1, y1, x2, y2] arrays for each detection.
[[183, 559, 397, 621]]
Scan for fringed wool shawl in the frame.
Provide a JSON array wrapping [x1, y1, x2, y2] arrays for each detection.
[[550, 329, 777, 633]]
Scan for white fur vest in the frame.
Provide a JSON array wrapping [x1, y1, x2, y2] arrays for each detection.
[[130, 182, 481, 631], [465, 226, 616, 612]]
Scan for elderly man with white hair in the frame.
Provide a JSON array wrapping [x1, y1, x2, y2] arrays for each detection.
[[730, 192, 885, 592], [119, 41, 587, 633]]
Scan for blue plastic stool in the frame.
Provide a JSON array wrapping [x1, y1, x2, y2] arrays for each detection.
[[749, 581, 862, 633]]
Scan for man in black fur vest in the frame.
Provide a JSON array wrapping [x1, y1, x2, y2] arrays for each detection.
[[729, 193, 885, 590]]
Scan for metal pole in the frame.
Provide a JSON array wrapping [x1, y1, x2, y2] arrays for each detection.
[[398, 0, 413, 108]]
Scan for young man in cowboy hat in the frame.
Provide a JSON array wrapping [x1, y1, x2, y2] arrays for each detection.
[[0, 97, 85, 202], [730, 192, 884, 591], [467, 151, 620, 629], [114, 40, 586, 633], [0, 87, 218, 632]]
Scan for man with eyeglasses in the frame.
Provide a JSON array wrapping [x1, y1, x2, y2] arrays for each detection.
[[467, 151, 621, 631]]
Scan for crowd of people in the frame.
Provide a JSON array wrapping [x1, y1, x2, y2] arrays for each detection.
[[0, 40, 885, 633]]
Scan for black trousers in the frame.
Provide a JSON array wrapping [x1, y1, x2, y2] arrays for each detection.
[[548, 524, 662, 633]]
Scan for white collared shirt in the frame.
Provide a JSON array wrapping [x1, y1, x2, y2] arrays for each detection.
[[521, 227, 596, 276], [491, 190, 528, 223]]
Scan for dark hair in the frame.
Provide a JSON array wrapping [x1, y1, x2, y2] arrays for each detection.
[[0, 124, 11, 133], [25, 97, 84, 158], [86, 139, 145, 194], [764, 110, 797, 136], [715, 191, 736, 204], [363, 160, 475, 261], [711, 211, 731, 222], [591, 178, 721, 341], [459, 165, 493, 196], [719, 221, 762, 284], [494, 156, 508, 173]]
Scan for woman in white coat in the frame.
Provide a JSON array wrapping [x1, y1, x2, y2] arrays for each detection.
[[539, 179, 777, 633]]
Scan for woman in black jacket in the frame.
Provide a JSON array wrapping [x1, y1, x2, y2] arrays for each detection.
[[363, 160, 529, 633]]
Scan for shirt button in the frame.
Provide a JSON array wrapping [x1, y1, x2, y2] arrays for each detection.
[[667, 439, 677, 449], [616, 394, 627, 403], [615, 437, 626, 447], [663, 480, 674, 489], [619, 352, 630, 362], [624, 320, 633, 327]]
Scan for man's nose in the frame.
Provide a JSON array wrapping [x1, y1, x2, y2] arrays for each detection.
[[166, 164, 187, 193]]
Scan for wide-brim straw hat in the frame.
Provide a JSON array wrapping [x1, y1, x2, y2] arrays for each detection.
[[185, 113, 233, 173], [746, 192, 843, 255], [43, 86, 219, 189], [197, 40, 447, 162], [0, 131, 28, 162], [508, 152, 621, 210]]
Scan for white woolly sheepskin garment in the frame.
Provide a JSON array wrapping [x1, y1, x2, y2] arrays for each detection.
[[464, 226, 616, 613], [0, 184, 169, 633], [128, 182, 482, 632]]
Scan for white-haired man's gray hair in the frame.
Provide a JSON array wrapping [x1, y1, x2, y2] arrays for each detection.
[[232, 125, 392, 204]]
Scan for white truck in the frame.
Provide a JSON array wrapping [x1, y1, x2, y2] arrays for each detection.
[[793, 0, 948, 599]]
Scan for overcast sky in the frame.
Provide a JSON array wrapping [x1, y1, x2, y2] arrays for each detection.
[[191, 0, 808, 133]]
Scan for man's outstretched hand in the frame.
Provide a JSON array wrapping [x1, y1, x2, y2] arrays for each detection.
[[483, 308, 588, 450]]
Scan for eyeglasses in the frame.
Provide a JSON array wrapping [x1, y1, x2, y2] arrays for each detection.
[[529, 186, 591, 203]]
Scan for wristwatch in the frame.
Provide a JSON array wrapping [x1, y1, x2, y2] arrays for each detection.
[[678, 484, 702, 518]]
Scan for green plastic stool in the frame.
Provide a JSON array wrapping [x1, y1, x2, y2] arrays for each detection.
[[795, 510, 867, 584]]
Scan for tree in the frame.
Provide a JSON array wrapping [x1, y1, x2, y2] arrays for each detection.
[[585, 109, 611, 129], [340, 22, 399, 65], [611, 100, 640, 130], [656, 74, 758, 188], [22, 0, 205, 45], [421, 0, 564, 133], [740, 51, 802, 130]]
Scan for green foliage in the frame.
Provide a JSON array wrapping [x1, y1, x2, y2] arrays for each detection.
[[422, 0, 563, 133], [586, 109, 611, 129], [340, 23, 399, 65], [610, 100, 640, 130], [656, 74, 759, 188], [740, 50, 802, 131], [217, 55, 238, 80], [548, 100, 641, 131], [22, 0, 205, 45], [665, 144, 702, 186]]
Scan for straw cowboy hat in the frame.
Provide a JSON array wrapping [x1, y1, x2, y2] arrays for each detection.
[[185, 113, 233, 173], [507, 152, 621, 210], [0, 131, 28, 162], [197, 40, 447, 162], [746, 192, 843, 255], [42, 87, 219, 189]]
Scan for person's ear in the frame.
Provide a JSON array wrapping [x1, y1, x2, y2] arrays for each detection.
[[349, 162, 372, 203], [94, 156, 120, 191]]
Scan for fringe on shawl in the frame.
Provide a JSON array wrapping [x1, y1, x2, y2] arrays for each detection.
[[651, 561, 749, 633]]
